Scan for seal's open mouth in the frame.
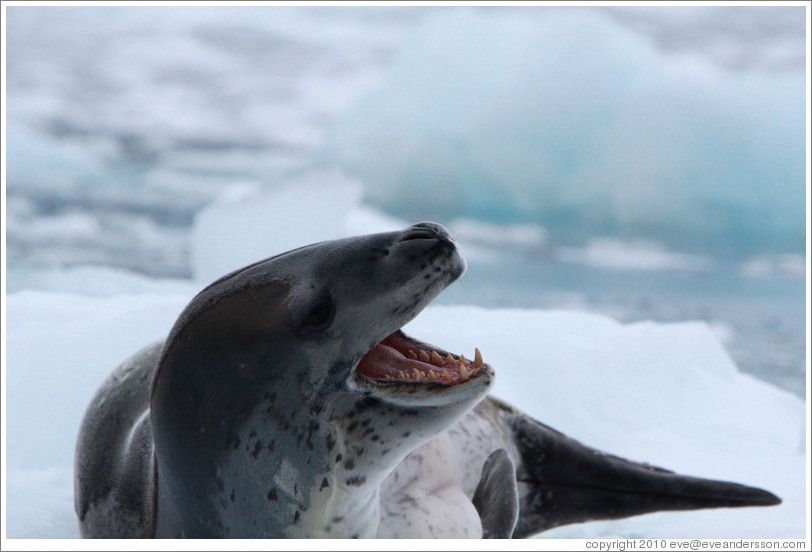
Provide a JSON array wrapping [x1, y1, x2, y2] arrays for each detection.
[[356, 330, 487, 386]]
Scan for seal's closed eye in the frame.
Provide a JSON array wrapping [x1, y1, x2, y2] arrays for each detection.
[[300, 294, 335, 331]]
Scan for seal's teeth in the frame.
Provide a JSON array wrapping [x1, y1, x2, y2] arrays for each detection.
[[398, 370, 406, 380], [445, 353, 455, 365], [473, 348, 483, 371], [459, 354, 468, 367], [429, 370, 438, 380], [406, 350, 418, 360], [431, 351, 443, 365], [460, 363, 470, 382], [418, 350, 430, 363], [413, 368, 422, 379]]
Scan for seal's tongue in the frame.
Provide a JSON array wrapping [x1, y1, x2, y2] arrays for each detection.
[[357, 333, 484, 385]]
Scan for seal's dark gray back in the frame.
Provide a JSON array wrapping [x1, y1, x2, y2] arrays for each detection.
[[74, 341, 163, 538]]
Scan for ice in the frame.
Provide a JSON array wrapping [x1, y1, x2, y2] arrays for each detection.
[[325, 9, 806, 257], [190, 169, 562, 281], [601, 6, 806, 72], [5, 292, 193, 473], [740, 253, 807, 280], [5, 7, 423, 278], [5, 121, 103, 186], [189, 168, 760, 280], [5, 467, 77, 540], [4, 286, 805, 539], [5, 265, 198, 298], [557, 238, 713, 272], [190, 168, 409, 283], [448, 218, 547, 249], [5, 6, 413, 161], [6, 7, 805, 279]]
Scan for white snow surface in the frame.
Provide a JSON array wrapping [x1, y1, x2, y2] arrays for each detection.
[[4, 262, 806, 541]]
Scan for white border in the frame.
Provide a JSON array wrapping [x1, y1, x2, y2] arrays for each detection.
[[1, 1, 809, 550]]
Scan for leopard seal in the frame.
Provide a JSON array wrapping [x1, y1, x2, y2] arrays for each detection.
[[74, 222, 781, 539]]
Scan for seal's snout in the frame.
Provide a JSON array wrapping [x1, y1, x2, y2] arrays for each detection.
[[396, 222, 465, 280], [400, 222, 453, 243]]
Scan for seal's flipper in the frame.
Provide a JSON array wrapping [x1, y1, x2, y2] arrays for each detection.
[[472, 449, 520, 539], [507, 414, 782, 538], [75, 342, 161, 538]]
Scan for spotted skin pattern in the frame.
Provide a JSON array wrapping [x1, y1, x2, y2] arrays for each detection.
[[76, 224, 497, 539], [75, 223, 782, 540]]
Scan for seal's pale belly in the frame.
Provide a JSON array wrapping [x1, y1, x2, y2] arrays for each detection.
[[378, 434, 482, 538]]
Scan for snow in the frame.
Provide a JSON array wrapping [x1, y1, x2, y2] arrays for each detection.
[[3, 257, 806, 541]]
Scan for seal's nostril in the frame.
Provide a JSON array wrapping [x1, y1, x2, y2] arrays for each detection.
[[400, 227, 439, 242], [400, 222, 452, 242]]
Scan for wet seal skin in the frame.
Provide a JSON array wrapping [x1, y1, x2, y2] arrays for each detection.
[[74, 222, 781, 538]]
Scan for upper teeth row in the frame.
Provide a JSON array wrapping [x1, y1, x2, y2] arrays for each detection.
[[403, 347, 484, 382]]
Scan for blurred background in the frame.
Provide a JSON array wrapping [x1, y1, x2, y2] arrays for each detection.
[[4, 5, 808, 398]]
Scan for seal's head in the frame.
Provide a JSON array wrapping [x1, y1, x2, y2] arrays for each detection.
[[150, 222, 494, 537]]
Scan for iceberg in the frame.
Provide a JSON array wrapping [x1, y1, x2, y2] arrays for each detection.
[[325, 10, 806, 257], [189, 168, 407, 283]]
